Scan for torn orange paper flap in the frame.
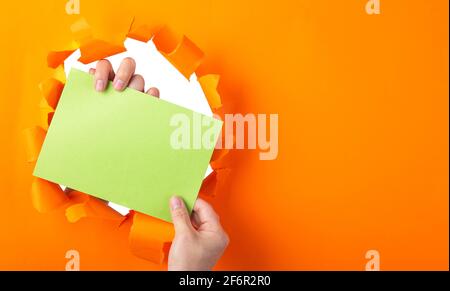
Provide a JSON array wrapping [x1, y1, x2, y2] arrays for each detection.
[[129, 212, 174, 264], [66, 190, 90, 204], [119, 209, 135, 228], [211, 132, 234, 168], [211, 148, 230, 163], [153, 27, 204, 80], [127, 17, 161, 42], [47, 50, 76, 69], [78, 39, 126, 64], [198, 74, 222, 109], [65, 191, 123, 224], [31, 177, 69, 213], [52, 65, 67, 84], [152, 26, 181, 54], [39, 78, 64, 109], [70, 17, 126, 64], [199, 168, 231, 197], [23, 126, 46, 163], [38, 107, 55, 131]]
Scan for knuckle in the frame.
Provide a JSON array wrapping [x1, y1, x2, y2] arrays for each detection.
[[94, 71, 104, 80], [95, 60, 111, 79], [122, 57, 136, 67], [117, 70, 131, 80], [96, 59, 110, 69], [171, 207, 187, 219], [147, 87, 160, 96], [132, 74, 144, 83]]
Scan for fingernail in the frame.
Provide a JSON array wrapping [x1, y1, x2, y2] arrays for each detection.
[[170, 196, 182, 210], [95, 80, 105, 91], [113, 79, 125, 90]]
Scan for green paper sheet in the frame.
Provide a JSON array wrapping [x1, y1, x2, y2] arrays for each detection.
[[33, 69, 222, 222]]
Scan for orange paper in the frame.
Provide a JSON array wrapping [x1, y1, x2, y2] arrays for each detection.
[[199, 168, 231, 197], [31, 177, 68, 213], [198, 74, 222, 109], [47, 50, 76, 69], [127, 17, 161, 42], [129, 212, 174, 264], [70, 18, 92, 45], [78, 40, 126, 64], [153, 27, 204, 79], [65, 191, 123, 224], [23, 126, 46, 163], [38, 78, 64, 109]]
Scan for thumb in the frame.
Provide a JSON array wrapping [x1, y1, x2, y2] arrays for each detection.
[[169, 196, 193, 234]]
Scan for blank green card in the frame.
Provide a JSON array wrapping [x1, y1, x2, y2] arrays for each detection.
[[34, 69, 222, 222]]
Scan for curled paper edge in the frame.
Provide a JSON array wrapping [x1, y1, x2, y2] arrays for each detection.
[[71, 17, 127, 65], [153, 27, 204, 80], [128, 211, 174, 264], [47, 50, 76, 69], [199, 168, 232, 198], [65, 191, 123, 224], [78, 40, 126, 65], [198, 74, 222, 110], [52, 65, 67, 84], [127, 17, 161, 43], [211, 132, 235, 167], [38, 78, 64, 110], [39, 107, 55, 131], [31, 177, 69, 213], [23, 126, 46, 163]]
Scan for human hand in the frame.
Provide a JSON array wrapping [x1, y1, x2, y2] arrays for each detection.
[[90, 57, 160, 96], [168, 196, 229, 271]]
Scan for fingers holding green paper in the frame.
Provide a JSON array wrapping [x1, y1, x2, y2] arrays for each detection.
[[90, 57, 160, 98]]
